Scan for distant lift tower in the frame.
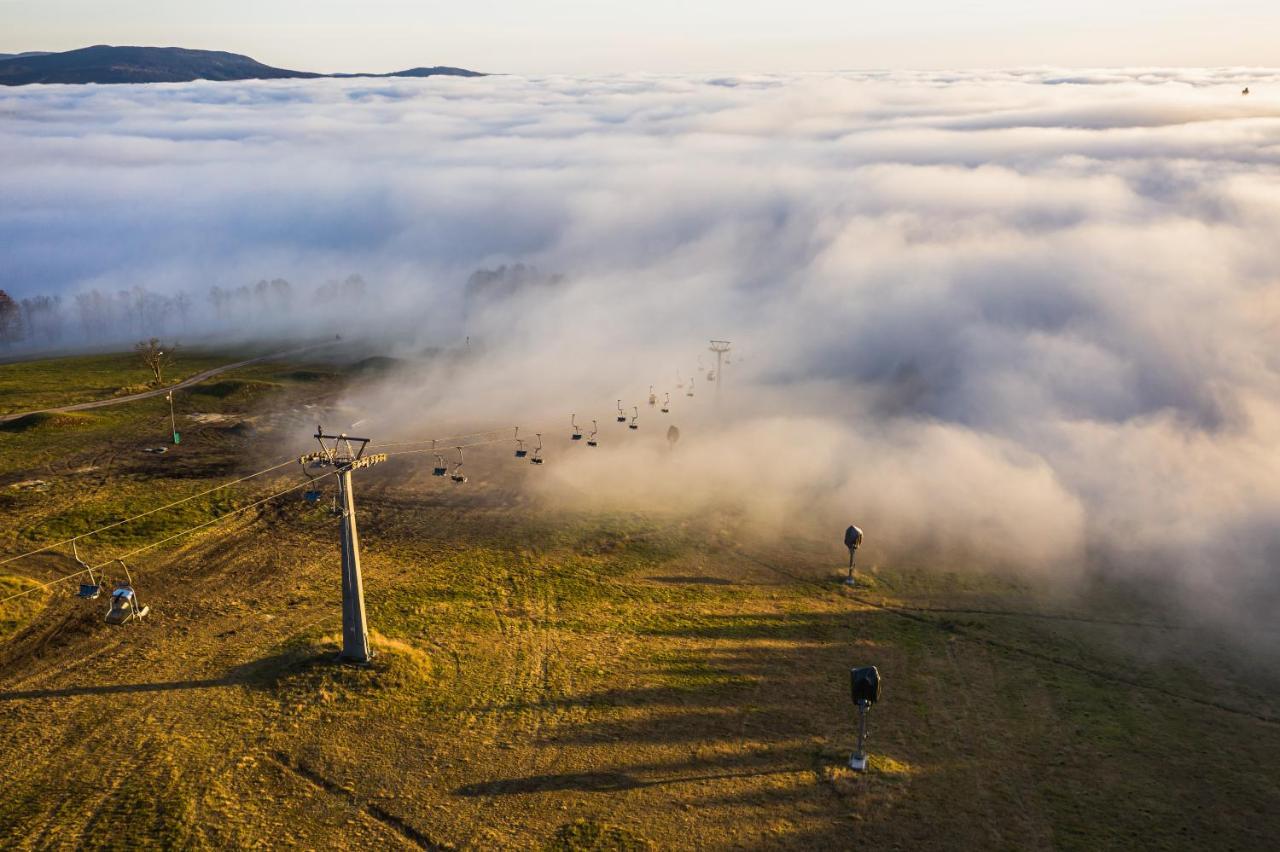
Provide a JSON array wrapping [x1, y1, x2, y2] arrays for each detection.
[[709, 340, 731, 396], [299, 427, 387, 664]]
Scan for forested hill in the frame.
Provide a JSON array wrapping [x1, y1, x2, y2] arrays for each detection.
[[0, 45, 483, 86]]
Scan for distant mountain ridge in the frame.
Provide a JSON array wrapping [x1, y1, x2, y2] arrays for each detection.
[[0, 45, 484, 86]]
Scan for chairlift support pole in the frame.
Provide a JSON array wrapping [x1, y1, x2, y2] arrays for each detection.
[[300, 426, 387, 664], [709, 339, 731, 399]]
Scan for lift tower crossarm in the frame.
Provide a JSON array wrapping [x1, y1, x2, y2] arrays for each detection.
[[300, 425, 385, 664]]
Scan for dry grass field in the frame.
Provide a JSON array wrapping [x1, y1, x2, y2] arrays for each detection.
[[1, 348, 1278, 850]]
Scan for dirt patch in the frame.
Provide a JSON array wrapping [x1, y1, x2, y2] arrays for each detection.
[[187, 412, 235, 425], [7, 479, 50, 492]]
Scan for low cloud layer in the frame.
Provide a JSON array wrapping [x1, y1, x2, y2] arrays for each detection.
[[3, 68, 1280, 639]]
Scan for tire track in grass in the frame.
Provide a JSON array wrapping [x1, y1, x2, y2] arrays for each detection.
[[267, 750, 451, 851]]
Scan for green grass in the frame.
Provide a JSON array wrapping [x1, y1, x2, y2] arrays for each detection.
[[0, 574, 46, 640], [0, 350, 241, 414], [0, 411, 99, 433]]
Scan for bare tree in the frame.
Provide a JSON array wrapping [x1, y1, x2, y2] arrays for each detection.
[[135, 338, 176, 386], [0, 290, 23, 348]]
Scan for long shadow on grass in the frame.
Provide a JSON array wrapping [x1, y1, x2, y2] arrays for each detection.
[[455, 765, 802, 796], [0, 647, 330, 702]]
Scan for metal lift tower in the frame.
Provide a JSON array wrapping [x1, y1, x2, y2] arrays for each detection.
[[299, 427, 387, 664], [709, 339, 731, 397]]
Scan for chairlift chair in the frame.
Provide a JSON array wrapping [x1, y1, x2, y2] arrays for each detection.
[[571, 414, 583, 441], [301, 456, 327, 503], [661, 392, 670, 413], [706, 369, 716, 382], [629, 406, 639, 430], [616, 400, 627, 423], [587, 420, 599, 447], [450, 446, 468, 483], [431, 440, 448, 476], [676, 369, 684, 389], [648, 386, 657, 406], [104, 560, 149, 625], [71, 541, 101, 600], [686, 377, 695, 398], [513, 426, 528, 458], [530, 433, 545, 465]]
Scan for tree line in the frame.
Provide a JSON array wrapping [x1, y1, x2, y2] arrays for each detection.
[[0, 275, 368, 350]]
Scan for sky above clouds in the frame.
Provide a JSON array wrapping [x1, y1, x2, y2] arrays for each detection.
[[1, 1, 1279, 72], [5, 68, 1280, 643]]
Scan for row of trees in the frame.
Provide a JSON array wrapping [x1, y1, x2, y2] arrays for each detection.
[[0, 275, 368, 350]]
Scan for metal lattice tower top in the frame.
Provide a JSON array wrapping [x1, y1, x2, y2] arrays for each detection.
[[299, 425, 386, 470], [708, 340, 731, 396]]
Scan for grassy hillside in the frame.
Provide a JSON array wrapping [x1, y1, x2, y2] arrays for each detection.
[[0, 348, 1276, 850]]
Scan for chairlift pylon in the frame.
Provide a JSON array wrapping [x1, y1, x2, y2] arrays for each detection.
[[587, 420, 599, 447], [104, 559, 149, 625], [514, 426, 528, 458], [450, 446, 468, 483], [531, 433, 545, 465], [616, 400, 626, 423], [571, 414, 582, 441]]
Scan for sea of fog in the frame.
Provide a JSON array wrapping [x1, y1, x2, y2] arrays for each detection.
[[3, 68, 1280, 641]]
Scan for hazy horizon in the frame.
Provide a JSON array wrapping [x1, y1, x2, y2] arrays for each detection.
[[3, 1, 1279, 74]]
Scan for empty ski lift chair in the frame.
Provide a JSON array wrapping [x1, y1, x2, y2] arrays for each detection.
[[661, 392, 670, 413], [629, 406, 639, 430], [450, 447, 468, 483], [587, 420, 599, 447], [616, 400, 627, 423], [648, 386, 657, 406], [302, 458, 326, 503], [514, 426, 528, 458], [72, 541, 101, 600], [571, 415, 583, 441], [531, 433, 545, 464], [104, 561, 149, 625]]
